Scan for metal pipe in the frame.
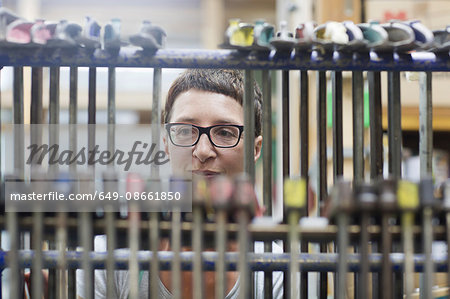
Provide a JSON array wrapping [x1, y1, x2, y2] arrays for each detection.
[[30, 67, 43, 125], [316, 70, 328, 299], [68, 66, 78, 299], [13, 66, 24, 174], [368, 71, 383, 180], [387, 71, 402, 177], [244, 69, 255, 183], [282, 70, 290, 178], [56, 209, 68, 299], [2, 250, 448, 272], [192, 191, 204, 299], [149, 67, 162, 299], [149, 212, 159, 299], [331, 71, 343, 181], [107, 66, 116, 160], [299, 70, 309, 299], [103, 172, 117, 299], [171, 211, 182, 299], [88, 67, 96, 176], [128, 205, 140, 299], [419, 178, 434, 299], [6, 208, 20, 299], [0, 49, 446, 71], [419, 72, 433, 299], [352, 71, 364, 183], [262, 69, 272, 214], [151, 68, 162, 177], [30, 66, 44, 299], [419, 72, 432, 177], [262, 70, 273, 299]]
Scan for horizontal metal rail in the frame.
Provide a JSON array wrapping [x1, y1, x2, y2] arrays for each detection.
[[0, 48, 447, 71], [0, 250, 447, 273], [0, 217, 446, 243]]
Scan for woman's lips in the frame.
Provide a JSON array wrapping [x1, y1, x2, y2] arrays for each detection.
[[192, 170, 220, 178]]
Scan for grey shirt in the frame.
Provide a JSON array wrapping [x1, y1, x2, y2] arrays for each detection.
[[77, 236, 284, 299]]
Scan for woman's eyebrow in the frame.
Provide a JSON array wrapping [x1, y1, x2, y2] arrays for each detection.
[[173, 117, 240, 124]]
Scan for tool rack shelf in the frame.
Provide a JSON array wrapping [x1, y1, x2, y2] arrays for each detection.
[[1, 45, 449, 299], [0, 217, 447, 244], [0, 48, 448, 71]]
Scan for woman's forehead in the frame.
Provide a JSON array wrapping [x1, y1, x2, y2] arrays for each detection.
[[169, 89, 243, 125]]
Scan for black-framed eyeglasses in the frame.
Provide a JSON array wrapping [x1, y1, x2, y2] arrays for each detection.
[[165, 123, 244, 148]]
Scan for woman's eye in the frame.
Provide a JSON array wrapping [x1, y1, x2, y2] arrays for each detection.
[[216, 128, 236, 137], [177, 128, 192, 136]]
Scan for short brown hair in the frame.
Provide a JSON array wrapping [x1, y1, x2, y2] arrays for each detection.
[[163, 69, 262, 136]]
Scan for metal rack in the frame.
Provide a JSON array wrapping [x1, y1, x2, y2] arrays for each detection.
[[0, 44, 449, 299]]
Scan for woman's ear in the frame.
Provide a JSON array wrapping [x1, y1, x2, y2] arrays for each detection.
[[163, 134, 170, 157], [254, 135, 262, 162]]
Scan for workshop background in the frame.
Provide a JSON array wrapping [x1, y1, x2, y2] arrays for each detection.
[[0, 0, 449, 298]]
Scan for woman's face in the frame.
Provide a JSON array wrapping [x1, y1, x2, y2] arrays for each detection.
[[164, 89, 262, 178]]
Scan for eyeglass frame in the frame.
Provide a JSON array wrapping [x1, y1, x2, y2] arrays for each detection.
[[165, 123, 245, 148]]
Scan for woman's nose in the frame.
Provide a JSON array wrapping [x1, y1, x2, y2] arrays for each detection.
[[192, 134, 216, 162]]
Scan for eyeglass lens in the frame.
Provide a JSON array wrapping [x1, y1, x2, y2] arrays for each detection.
[[170, 124, 240, 147]]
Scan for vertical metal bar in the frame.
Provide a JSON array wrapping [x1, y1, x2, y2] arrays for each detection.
[[288, 210, 300, 299], [88, 67, 96, 126], [88, 67, 96, 175], [379, 180, 395, 299], [49, 67, 60, 125], [281, 70, 290, 299], [419, 72, 433, 299], [331, 71, 343, 181], [419, 72, 432, 178], [13, 66, 24, 174], [171, 211, 182, 299], [237, 208, 250, 299], [107, 67, 116, 157], [84, 66, 96, 299], [403, 211, 415, 299], [299, 70, 309, 299], [80, 210, 94, 299], [316, 71, 327, 299], [387, 71, 402, 177], [68, 66, 78, 299], [244, 69, 255, 183], [262, 69, 273, 299], [368, 71, 383, 180], [56, 209, 68, 299], [192, 195, 204, 299], [262, 70, 272, 215], [11, 66, 24, 299], [212, 176, 231, 299], [104, 178, 117, 299], [151, 68, 162, 176], [105, 66, 116, 299], [216, 207, 227, 299], [48, 66, 60, 299], [128, 204, 140, 299], [30, 67, 43, 125], [6, 204, 20, 299], [149, 212, 159, 299], [149, 67, 162, 299], [30, 66, 44, 299], [352, 71, 364, 183], [49, 66, 60, 180], [332, 70, 343, 299], [336, 181, 352, 299], [282, 70, 290, 178]]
